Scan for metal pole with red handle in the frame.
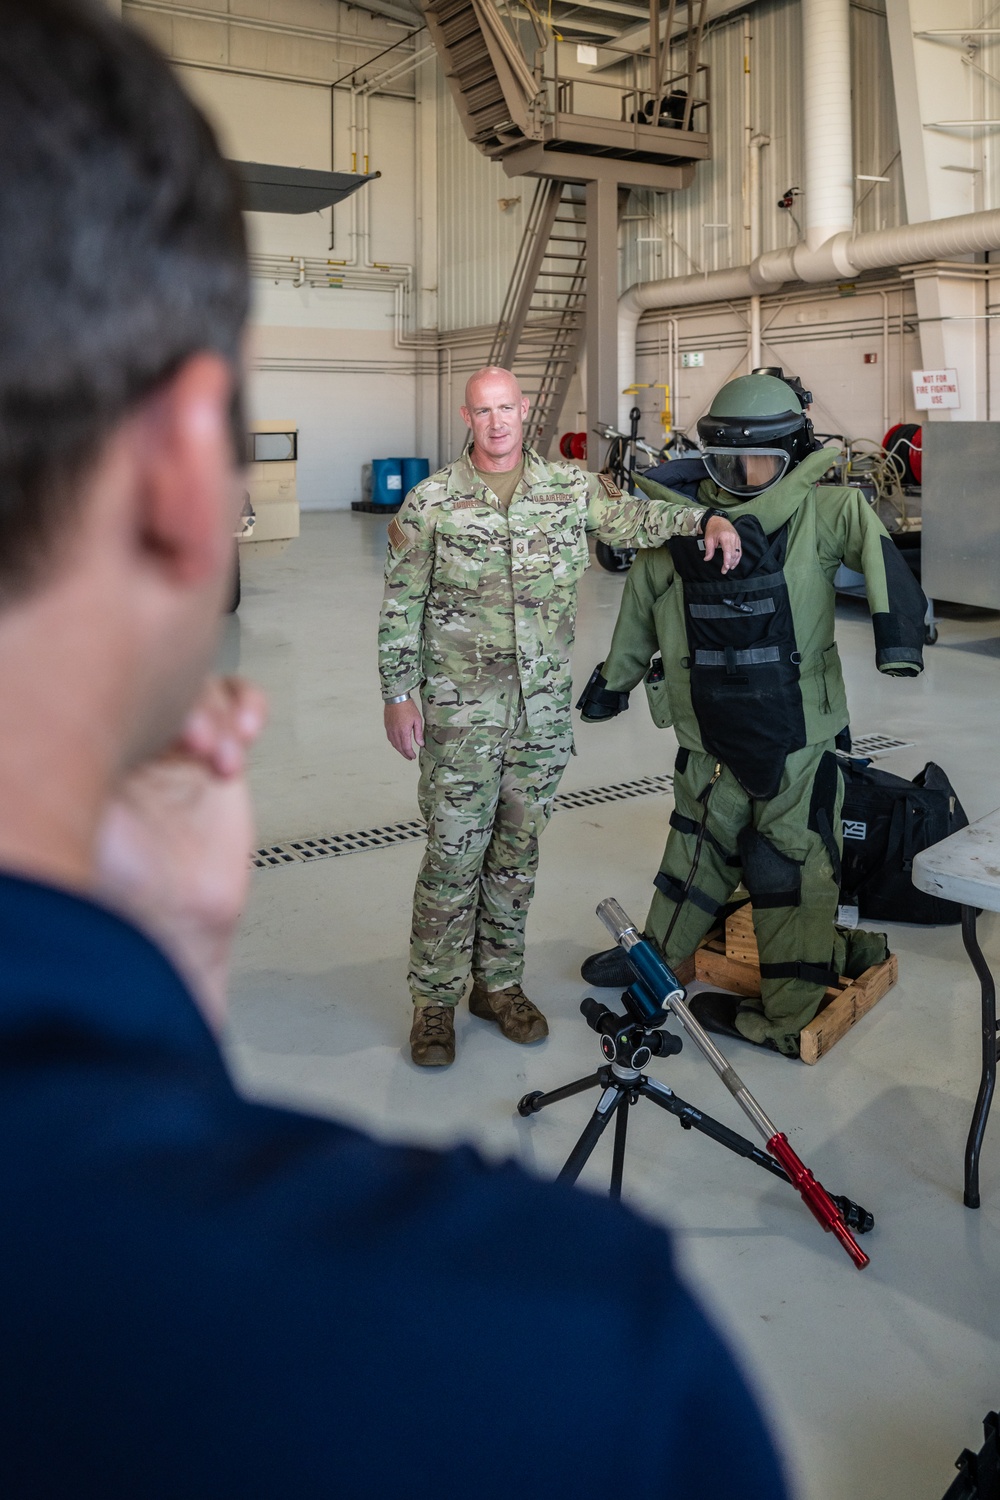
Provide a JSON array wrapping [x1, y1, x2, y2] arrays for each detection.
[[596, 897, 869, 1269]]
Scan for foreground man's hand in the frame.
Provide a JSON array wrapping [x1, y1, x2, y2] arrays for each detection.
[[95, 676, 267, 1031], [703, 515, 743, 574], [385, 697, 425, 760]]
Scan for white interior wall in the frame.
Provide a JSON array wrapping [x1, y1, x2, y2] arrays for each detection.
[[131, 1, 426, 509], [178, 66, 421, 507]]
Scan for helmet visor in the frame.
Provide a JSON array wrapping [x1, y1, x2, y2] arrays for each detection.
[[701, 447, 791, 497]]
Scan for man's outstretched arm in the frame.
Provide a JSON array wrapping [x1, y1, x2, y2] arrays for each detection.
[[584, 470, 742, 573]]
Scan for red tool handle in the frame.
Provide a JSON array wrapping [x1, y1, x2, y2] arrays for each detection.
[[767, 1133, 869, 1269]]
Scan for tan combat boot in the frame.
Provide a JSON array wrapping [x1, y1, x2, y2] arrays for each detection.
[[469, 981, 548, 1044], [409, 1003, 456, 1067]]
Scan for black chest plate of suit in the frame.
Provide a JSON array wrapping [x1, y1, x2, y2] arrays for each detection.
[[668, 515, 806, 799]]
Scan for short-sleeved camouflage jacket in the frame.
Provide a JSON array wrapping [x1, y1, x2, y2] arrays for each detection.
[[377, 447, 707, 730]]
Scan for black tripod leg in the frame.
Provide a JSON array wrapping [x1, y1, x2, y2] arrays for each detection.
[[518, 1070, 605, 1117], [962, 903, 997, 1210], [610, 1093, 631, 1202], [557, 1085, 626, 1187], [639, 1078, 788, 1181], [640, 1080, 875, 1233]]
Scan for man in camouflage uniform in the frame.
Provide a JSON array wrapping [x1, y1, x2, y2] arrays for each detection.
[[379, 366, 741, 1066]]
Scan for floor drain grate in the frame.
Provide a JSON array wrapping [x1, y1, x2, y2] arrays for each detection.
[[253, 820, 426, 869], [850, 733, 914, 759], [252, 744, 916, 870], [554, 772, 673, 810], [252, 773, 675, 869]]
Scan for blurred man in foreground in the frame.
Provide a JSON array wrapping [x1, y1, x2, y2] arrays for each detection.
[[0, 4, 787, 1497]]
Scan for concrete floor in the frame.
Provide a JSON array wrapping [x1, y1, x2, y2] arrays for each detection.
[[226, 512, 1000, 1500]]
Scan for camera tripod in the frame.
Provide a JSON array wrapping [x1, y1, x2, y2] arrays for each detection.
[[518, 898, 875, 1265], [518, 996, 873, 1236]]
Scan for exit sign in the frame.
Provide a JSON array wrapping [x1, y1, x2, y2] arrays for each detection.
[[681, 352, 704, 368]]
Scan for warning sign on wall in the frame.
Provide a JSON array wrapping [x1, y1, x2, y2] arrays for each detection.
[[911, 369, 960, 410]]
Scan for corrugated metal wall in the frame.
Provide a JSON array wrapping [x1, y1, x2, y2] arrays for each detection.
[[436, 0, 904, 330], [620, 0, 903, 289], [436, 74, 534, 331]]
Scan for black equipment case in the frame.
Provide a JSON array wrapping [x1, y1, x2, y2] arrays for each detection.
[[839, 757, 968, 925]]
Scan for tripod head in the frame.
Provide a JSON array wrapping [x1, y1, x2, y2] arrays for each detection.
[[580, 995, 683, 1070]]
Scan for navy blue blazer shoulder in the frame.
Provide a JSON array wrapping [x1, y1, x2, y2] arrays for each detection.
[[0, 873, 787, 1499]]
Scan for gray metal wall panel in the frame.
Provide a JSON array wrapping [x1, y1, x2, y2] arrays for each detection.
[[922, 422, 1000, 609], [436, 61, 533, 332], [851, 2, 905, 233], [620, 0, 902, 292]]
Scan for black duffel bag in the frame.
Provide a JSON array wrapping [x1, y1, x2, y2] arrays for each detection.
[[838, 757, 968, 925]]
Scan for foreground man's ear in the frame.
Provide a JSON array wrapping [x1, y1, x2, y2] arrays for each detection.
[[133, 352, 238, 587]]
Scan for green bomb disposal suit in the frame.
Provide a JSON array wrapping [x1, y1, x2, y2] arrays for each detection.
[[378, 446, 709, 1007], [600, 447, 927, 1055]]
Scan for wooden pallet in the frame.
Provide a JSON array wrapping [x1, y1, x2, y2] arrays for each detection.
[[673, 901, 898, 1064]]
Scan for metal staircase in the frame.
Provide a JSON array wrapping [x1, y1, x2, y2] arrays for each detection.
[[489, 179, 586, 455], [421, 0, 542, 159], [420, 0, 711, 179]]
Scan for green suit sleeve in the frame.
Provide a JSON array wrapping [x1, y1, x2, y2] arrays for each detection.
[[584, 472, 705, 548], [825, 488, 926, 676], [377, 493, 435, 699], [601, 550, 666, 694]]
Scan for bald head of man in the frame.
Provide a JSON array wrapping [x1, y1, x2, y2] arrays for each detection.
[[461, 366, 530, 471]]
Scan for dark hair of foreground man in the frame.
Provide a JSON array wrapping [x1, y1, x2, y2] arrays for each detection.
[[0, 3, 788, 1496]]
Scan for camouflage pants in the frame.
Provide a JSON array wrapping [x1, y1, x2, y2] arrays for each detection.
[[409, 716, 573, 1006], [646, 741, 844, 1056]]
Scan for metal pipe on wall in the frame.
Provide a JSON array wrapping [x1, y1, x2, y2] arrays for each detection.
[[748, 133, 769, 369], [879, 289, 889, 436], [620, 208, 1000, 407]]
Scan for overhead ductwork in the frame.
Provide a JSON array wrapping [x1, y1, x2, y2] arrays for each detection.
[[618, 207, 1000, 426]]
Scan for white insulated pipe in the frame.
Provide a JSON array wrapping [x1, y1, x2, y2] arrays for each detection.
[[618, 206, 1000, 414], [802, 0, 854, 252]]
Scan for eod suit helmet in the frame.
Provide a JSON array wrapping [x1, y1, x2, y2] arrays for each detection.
[[696, 371, 819, 498]]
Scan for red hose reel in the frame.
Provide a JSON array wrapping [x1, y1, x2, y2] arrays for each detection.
[[559, 431, 587, 462], [882, 423, 922, 486]]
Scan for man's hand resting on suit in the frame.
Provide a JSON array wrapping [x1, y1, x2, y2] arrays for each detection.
[[703, 514, 743, 574]]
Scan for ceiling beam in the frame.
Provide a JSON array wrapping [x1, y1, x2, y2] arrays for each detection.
[[589, 0, 753, 66]]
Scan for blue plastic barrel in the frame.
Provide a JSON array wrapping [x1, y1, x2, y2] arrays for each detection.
[[371, 458, 403, 506], [402, 457, 430, 493]]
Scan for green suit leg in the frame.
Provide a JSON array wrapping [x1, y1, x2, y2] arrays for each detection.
[[646, 743, 843, 1056], [734, 742, 843, 1052], [645, 752, 747, 968]]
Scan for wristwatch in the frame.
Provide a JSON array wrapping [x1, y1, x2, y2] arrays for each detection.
[[387, 693, 411, 704]]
